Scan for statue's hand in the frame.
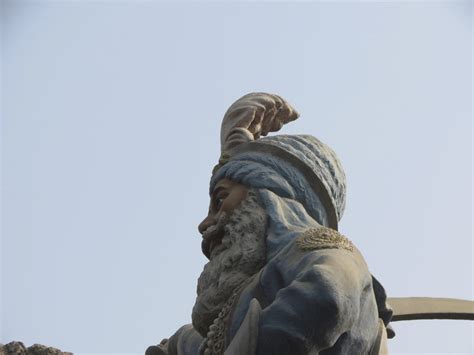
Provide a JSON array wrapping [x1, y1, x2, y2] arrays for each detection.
[[145, 339, 168, 355], [220, 93, 299, 152], [145, 345, 166, 355]]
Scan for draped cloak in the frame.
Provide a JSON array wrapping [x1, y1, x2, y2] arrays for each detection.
[[151, 135, 392, 355]]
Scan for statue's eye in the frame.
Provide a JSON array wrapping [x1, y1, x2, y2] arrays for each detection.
[[216, 197, 224, 210]]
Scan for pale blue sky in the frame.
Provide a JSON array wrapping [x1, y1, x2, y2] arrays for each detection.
[[1, 1, 472, 354]]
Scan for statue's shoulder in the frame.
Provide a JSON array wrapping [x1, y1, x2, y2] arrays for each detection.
[[260, 227, 365, 298], [295, 226, 354, 253], [262, 226, 359, 286]]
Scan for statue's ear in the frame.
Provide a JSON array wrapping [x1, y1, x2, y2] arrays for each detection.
[[220, 93, 299, 153]]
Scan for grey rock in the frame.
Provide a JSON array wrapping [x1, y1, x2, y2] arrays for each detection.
[[0, 342, 72, 355]]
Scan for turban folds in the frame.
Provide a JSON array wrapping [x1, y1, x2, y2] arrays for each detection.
[[210, 134, 346, 231]]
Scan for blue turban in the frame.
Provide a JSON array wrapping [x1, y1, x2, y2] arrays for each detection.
[[210, 134, 347, 260]]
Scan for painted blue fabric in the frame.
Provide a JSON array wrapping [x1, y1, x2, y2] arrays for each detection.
[[150, 135, 387, 354]]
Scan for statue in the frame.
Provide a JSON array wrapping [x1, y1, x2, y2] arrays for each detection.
[[146, 93, 391, 355], [145, 93, 473, 355], [2, 95, 471, 355]]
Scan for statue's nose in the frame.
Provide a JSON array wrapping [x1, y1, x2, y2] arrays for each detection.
[[198, 215, 217, 235]]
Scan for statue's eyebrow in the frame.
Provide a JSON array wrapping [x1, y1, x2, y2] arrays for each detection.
[[212, 186, 227, 198]]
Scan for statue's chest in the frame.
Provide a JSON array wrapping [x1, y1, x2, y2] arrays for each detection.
[[199, 273, 263, 355]]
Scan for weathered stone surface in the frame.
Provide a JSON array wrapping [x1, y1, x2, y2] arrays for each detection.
[[0, 342, 26, 355], [0, 342, 72, 355]]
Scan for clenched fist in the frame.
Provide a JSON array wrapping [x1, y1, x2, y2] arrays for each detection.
[[220, 92, 299, 152]]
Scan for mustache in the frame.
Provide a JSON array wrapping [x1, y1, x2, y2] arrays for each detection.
[[201, 212, 228, 259]]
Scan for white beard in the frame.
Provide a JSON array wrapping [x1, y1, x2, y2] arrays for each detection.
[[191, 190, 267, 337]]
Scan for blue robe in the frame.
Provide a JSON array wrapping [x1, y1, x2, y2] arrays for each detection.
[[152, 228, 389, 355]]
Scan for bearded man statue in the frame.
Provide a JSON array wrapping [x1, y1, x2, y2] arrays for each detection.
[[146, 93, 393, 355]]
